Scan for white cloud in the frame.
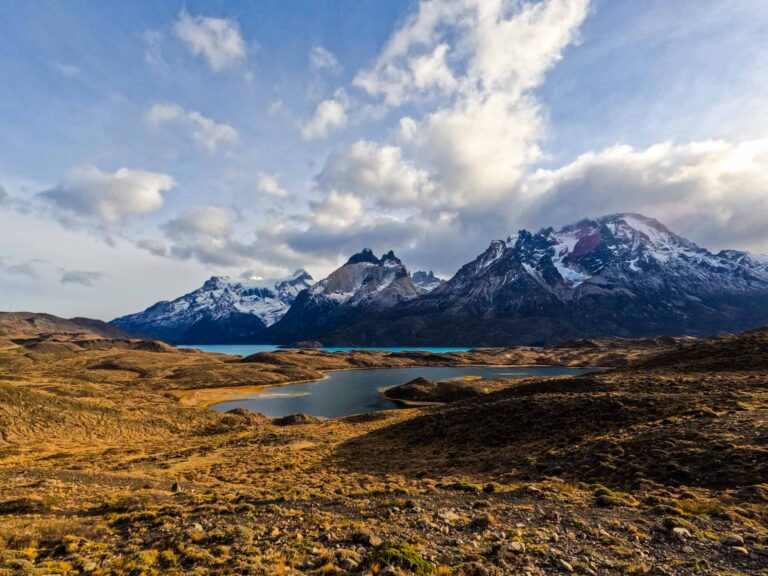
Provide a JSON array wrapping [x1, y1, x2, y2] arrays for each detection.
[[256, 172, 288, 197], [61, 270, 106, 287], [174, 11, 246, 72], [308, 191, 365, 229], [300, 96, 348, 140], [155, 206, 247, 267], [310, 46, 341, 72], [410, 0, 589, 201], [40, 166, 175, 231], [316, 141, 435, 209], [523, 138, 768, 251], [145, 103, 184, 125], [146, 103, 238, 152], [233, 0, 595, 275], [352, 0, 465, 106]]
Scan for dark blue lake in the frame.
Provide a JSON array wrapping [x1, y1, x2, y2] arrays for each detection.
[[209, 365, 592, 418]]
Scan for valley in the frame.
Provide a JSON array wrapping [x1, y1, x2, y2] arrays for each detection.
[[0, 312, 766, 574]]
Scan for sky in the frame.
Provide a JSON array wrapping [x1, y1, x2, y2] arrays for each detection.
[[1, 0, 768, 319]]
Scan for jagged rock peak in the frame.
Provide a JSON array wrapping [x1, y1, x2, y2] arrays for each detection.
[[412, 270, 444, 293], [201, 276, 230, 290], [345, 248, 403, 267], [282, 269, 314, 284], [381, 250, 402, 264], [345, 248, 380, 265]]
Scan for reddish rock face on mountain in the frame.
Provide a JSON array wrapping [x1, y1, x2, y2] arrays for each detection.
[[113, 213, 768, 347], [289, 213, 768, 346]]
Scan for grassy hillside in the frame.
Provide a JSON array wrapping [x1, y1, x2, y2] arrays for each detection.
[[0, 327, 766, 575]]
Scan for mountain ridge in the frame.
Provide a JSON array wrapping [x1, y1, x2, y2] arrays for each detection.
[[111, 213, 768, 346], [111, 270, 314, 344], [287, 212, 768, 346]]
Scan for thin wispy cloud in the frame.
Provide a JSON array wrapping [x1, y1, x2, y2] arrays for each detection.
[[309, 46, 341, 73], [174, 10, 246, 72], [60, 269, 107, 286], [145, 103, 238, 152]]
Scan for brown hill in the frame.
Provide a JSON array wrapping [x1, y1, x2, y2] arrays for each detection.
[[0, 312, 133, 340], [337, 326, 768, 491]]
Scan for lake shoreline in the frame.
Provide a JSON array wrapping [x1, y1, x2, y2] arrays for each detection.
[[196, 363, 595, 416]]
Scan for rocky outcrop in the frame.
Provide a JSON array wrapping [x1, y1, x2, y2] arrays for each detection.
[[264, 249, 420, 343]]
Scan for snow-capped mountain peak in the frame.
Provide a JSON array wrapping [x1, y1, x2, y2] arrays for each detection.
[[308, 249, 412, 306], [412, 270, 444, 293], [111, 270, 314, 343]]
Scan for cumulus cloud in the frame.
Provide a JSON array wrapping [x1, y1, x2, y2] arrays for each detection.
[[402, 0, 589, 201], [61, 270, 107, 287], [316, 141, 435, 209], [174, 11, 246, 72], [300, 95, 348, 140], [40, 166, 175, 231], [151, 206, 246, 267], [275, 0, 591, 274], [310, 46, 341, 72], [146, 103, 238, 152], [523, 139, 768, 251], [352, 0, 464, 106], [319, 0, 590, 218], [256, 172, 288, 197]]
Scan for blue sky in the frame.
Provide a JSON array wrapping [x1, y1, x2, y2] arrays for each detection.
[[1, 0, 768, 318]]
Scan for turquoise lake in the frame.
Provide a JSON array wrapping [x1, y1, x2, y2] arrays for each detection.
[[178, 344, 473, 355]]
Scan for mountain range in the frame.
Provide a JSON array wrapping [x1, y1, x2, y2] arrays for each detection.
[[112, 213, 768, 346], [111, 270, 314, 344]]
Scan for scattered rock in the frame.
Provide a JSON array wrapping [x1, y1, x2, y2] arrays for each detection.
[[469, 513, 495, 530], [498, 541, 526, 558], [272, 413, 319, 426], [719, 533, 744, 547]]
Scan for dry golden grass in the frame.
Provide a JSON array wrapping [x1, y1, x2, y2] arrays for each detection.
[[0, 327, 767, 574]]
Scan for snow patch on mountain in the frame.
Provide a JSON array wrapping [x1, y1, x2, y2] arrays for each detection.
[[111, 269, 314, 341], [412, 270, 444, 293]]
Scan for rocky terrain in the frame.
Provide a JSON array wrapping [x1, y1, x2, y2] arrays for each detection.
[[264, 249, 422, 344], [1, 317, 767, 575]]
